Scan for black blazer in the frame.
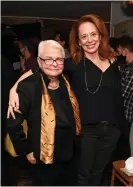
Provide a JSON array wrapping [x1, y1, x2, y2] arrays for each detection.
[[6, 70, 77, 162]]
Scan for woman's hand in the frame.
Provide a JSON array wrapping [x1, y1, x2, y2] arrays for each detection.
[[7, 88, 21, 119], [7, 70, 33, 119], [26, 152, 36, 164], [20, 56, 26, 72]]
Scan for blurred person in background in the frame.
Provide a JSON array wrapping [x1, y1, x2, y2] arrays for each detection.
[[54, 31, 71, 59], [121, 36, 133, 156], [19, 40, 38, 73], [110, 37, 126, 71], [116, 35, 132, 71], [1, 26, 20, 186], [29, 36, 40, 57]]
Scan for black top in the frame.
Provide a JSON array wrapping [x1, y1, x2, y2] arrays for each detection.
[[41, 71, 76, 162], [64, 57, 126, 129], [7, 69, 77, 162], [40, 69, 76, 133], [48, 88, 75, 131]]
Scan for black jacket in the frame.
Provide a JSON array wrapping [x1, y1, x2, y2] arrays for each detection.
[[6, 70, 77, 162]]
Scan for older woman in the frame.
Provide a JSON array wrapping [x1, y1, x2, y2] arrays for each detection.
[[6, 40, 81, 185]]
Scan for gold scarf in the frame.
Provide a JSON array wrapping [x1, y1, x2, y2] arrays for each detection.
[[40, 74, 81, 164], [5, 74, 81, 163]]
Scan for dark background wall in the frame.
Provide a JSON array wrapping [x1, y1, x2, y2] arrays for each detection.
[[1, 1, 111, 36]]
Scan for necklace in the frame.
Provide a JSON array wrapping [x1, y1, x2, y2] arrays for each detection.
[[48, 80, 60, 90], [84, 57, 103, 94]]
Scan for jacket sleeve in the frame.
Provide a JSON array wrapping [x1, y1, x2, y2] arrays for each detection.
[[6, 81, 33, 156]]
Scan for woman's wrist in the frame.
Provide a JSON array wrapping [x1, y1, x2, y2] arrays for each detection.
[[11, 84, 18, 92]]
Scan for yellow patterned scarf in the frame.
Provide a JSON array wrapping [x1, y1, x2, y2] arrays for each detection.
[[40, 74, 81, 164], [5, 74, 81, 163]]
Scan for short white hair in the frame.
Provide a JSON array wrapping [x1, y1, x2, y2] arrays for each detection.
[[38, 40, 65, 58]]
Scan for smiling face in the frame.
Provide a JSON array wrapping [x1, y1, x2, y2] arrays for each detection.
[[38, 45, 64, 77], [78, 22, 101, 56]]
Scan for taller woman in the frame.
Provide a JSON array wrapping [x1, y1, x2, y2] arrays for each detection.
[[64, 14, 127, 185]]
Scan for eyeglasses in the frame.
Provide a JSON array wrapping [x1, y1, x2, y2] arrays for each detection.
[[38, 56, 64, 65]]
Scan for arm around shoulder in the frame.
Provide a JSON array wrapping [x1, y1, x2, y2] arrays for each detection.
[[6, 81, 33, 156]]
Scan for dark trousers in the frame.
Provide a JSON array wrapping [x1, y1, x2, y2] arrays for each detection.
[[77, 122, 120, 186], [28, 157, 76, 186]]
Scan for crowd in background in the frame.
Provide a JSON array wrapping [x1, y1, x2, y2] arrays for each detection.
[[1, 19, 133, 185]]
